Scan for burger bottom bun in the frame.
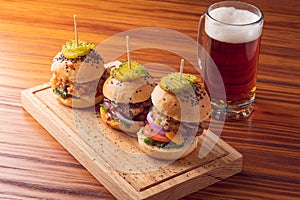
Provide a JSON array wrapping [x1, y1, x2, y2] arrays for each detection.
[[137, 127, 198, 160], [56, 94, 104, 108], [106, 118, 143, 135], [100, 107, 144, 135]]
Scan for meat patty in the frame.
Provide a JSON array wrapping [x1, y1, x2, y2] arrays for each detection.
[[150, 106, 206, 136], [104, 98, 152, 121]]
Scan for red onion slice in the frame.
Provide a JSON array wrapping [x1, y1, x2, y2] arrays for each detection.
[[103, 101, 111, 109], [146, 112, 167, 136]]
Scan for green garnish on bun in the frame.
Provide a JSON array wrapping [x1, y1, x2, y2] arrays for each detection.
[[111, 60, 148, 82], [62, 40, 95, 59], [159, 72, 197, 94]]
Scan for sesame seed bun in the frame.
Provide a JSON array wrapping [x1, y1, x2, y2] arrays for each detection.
[[151, 85, 211, 123], [102, 76, 155, 104], [50, 50, 109, 108], [51, 51, 104, 83]]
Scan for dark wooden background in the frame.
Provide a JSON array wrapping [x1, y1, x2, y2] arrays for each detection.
[[0, 0, 299, 199]]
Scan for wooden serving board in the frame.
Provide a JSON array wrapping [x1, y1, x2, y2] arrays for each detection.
[[21, 83, 243, 200]]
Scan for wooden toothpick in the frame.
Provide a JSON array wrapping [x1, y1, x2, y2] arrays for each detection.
[[179, 59, 184, 80], [126, 35, 131, 69], [74, 15, 78, 47]]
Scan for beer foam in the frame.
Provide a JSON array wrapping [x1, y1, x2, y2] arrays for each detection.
[[205, 7, 262, 43]]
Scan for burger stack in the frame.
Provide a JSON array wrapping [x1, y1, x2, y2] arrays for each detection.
[[50, 39, 211, 161]]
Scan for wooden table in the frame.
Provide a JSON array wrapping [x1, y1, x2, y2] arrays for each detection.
[[0, 0, 299, 199]]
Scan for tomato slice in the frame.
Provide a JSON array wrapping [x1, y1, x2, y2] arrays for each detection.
[[144, 124, 170, 142]]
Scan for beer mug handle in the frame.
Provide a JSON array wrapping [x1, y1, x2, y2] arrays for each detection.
[[197, 14, 206, 70], [197, 14, 206, 69]]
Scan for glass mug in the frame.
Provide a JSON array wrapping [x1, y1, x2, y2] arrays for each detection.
[[198, 1, 264, 120]]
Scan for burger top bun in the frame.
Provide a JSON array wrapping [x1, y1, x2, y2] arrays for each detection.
[[151, 85, 211, 123], [51, 50, 104, 83], [103, 76, 155, 104]]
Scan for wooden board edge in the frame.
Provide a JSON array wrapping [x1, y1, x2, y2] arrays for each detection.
[[141, 159, 242, 200], [138, 142, 243, 200], [207, 130, 243, 160], [21, 86, 140, 200]]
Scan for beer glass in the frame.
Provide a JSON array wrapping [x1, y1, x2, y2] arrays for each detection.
[[198, 1, 264, 120]]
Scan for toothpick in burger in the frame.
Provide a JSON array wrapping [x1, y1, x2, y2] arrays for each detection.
[[100, 60, 156, 134], [137, 72, 211, 160]]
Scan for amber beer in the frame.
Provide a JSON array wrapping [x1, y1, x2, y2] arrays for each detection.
[[200, 3, 264, 120], [204, 34, 261, 104]]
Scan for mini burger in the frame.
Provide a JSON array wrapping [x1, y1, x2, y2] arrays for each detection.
[[137, 72, 211, 160], [50, 40, 107, 108], [100, 60, 156, 134]]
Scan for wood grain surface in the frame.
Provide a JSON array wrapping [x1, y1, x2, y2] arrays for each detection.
[[0, 0, 299, 199]]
